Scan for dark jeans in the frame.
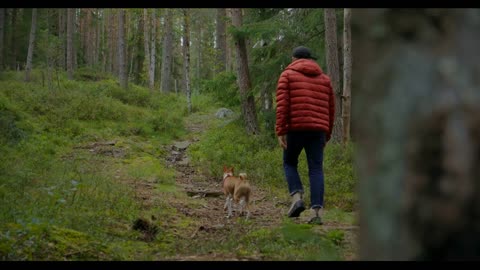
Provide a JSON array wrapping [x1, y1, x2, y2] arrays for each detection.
[[283, 130, 326, 209]]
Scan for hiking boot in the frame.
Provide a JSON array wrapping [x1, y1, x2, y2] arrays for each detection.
[[287, 192, 306, 217], [307, 207, 323, 225]]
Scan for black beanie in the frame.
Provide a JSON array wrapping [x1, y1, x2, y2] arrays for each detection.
[[292, 46, 317, 60]]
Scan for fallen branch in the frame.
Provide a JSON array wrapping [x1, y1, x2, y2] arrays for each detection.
[[185, 190, 223, 198]]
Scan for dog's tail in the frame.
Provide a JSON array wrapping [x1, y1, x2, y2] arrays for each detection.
[[239, 173, 247, 181]]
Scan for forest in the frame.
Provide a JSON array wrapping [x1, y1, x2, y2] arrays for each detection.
[[1, 8, 479, 261]]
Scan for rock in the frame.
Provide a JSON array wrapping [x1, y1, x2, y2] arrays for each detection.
[[215, 108, 234, 118], [173, 141, 191, 150]]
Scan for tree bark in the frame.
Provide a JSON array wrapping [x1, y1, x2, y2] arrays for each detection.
[[231, 8, 260, 135], [324, 8, 343, 143], [353, 8, 480, 260], [342, 8, 352, 145], [215, 8, 227, 74], [118, 9, 127, 89], [58, 8, 66, 70], [134, 10, 144, 84], [67, 8, 74, 80], [143, 9, 150, 81], [0, 8, 5, 70], [9, 8, 18, 70], [160, 9, 173, 92], [183, 9, 192, 114], [149, 9, 156, 91], [25, 8, 37, 82]]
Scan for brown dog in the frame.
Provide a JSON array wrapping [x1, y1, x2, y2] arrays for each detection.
[[222, 166, 251, 219]]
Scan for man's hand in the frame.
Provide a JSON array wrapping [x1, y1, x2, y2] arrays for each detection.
[[278, 135, 287, 149]]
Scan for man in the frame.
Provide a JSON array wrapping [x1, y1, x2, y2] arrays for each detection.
[[275, 46, 335, 224]]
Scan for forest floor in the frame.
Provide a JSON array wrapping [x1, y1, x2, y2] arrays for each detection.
[[128, 112, 359, 261]]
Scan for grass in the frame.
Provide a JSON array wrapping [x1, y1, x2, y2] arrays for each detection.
[[188, 116, 358, 211], [0, 70, 204, 260], [0, 69, 357, 260]]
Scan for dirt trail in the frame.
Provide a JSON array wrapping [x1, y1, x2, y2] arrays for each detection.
[[134, 113, 358, 260], [161, 114, 286, 260]]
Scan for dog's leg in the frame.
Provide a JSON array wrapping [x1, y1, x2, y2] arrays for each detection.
[[224, 195, 230, 211], [227, 197, 233, 218], [238, 198, 246, 216]]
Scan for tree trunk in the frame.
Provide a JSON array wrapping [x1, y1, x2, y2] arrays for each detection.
[[194, 15, 202, 86], [149, 9, 156, 91], [86, 8, 93, 67], [58, 8, 66, 70], [73, 9, 77, 71], [225, 9, 234, 72], [324, 8, 343, 143], [342, 8, 352, 145], [160, 9, 173, 92], [67, 8, 74, 80], [25, 8, 37, 82], [45, 9, 51, 89], [215, 8, 227, 74], [9, 8, 17, 70], [118, 9, 127, 89], [143, 9, 150, 79], [108, 10, 115, 75], [231, 8, 260, 135], [183, 9, 192, 114], [134, 10, 144, 84], [0, 8, 6, 70], [353, 8, 480, 260], [95, 9, 101, 68], [101, 9, 106, 72]]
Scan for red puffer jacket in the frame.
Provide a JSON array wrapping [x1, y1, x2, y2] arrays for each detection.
[[275, 58, 335, 141]]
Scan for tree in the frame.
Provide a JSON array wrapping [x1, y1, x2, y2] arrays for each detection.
[[215, 8, 227, 74], [160, 9, 174, 92], [231, 8, 260, 135], [0, 8, 5, 70], [58, 9, 66, 70], [183, 8, 192, 114], [342, 8, 352, 145], [324, 8, 342, 143], [148, 9, 156, 91], [25, 8, 37, 82], [353, 8, 480, 260], [66, 8, 74, 80], [118, 9, 127, 89], [9, 8, 18, 70]]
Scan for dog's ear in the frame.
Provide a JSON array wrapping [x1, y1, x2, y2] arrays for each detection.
[[223, 165, 226, 171], [230, 166, 234, 173]]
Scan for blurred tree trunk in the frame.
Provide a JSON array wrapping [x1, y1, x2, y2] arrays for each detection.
[[0, 8, 5, 70], [95, 9, 101, 68], [85, 8, 93, 67], [353, 8, 480, 260], [9, 8, 18, 70], [107, 9, 116, 75], [58, 8, 66, 70], [194, 14, 202, 84], [324, 8, 343, 143], [231, 8, 259, 135], [183, 8, 192, 114], [118, 9, 127, 89], [215, 8, 227, 74], [160, 9, 173, 92], [143, 9, 150, 79], [149, 9, 156, 91], [67, 8, 74, 80], [225, 8, 234, 72], [25, 8, 37, 82], [134, 10, 144, 84], [342, 8, 352, 145]]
